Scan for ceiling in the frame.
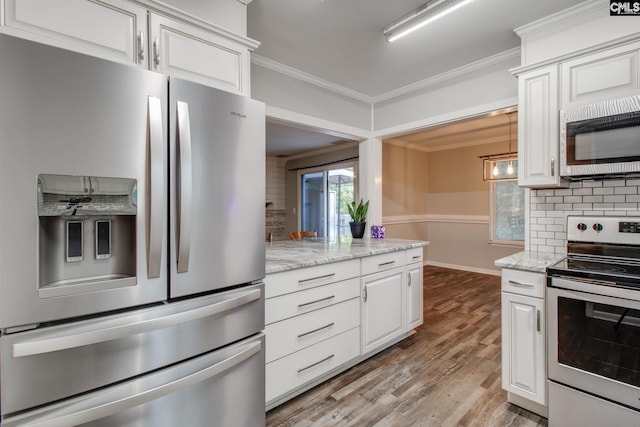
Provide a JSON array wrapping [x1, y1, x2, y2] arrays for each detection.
[[248, 0, 585, 156]]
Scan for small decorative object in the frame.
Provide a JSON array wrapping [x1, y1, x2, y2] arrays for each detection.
[[371, 225, 385, 239], [347, 199, 369, 238]]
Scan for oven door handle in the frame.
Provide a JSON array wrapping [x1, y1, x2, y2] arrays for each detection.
[[556, 275, 618, 287], [12, 288, 261, 358], [2, 339, 262, 427]]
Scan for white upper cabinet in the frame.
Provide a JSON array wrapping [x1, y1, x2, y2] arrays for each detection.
[[561, 41, 640, 107], [150, 13, 249, 95], [0, 0, 255, 95], [1, 0, 147, 67], [517, 64, 564, 188]]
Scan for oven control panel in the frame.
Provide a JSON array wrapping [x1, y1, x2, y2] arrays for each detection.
[[619, 222, 640, 233], [568, 216, 640, 244]]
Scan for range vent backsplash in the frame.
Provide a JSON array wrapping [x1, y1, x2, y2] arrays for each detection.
[[529, 179, 640, 255]]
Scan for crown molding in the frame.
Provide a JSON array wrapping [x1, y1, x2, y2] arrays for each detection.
[[514, 0, 604, 38], [371, 47, 520, 103], [251, 54, 374, 103], [252, 47, 520, 106]]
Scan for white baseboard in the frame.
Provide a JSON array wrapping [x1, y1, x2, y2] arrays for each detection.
[[426, 260, 501, 276]]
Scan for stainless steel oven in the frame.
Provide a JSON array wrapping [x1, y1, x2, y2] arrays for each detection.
[[547, 216, 640, 427]]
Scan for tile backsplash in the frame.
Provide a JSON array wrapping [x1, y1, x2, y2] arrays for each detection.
[[529, 178, 640, 254]]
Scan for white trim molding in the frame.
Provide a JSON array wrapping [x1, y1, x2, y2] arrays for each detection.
[[252, 54, 373, 103], [383, 214, 490, 225], [266, 105, 371, 141], [374, 97, 518, 140], [252, 48, 520, 107], [372, 48, 520, 104], [426, 260, 501, 276]]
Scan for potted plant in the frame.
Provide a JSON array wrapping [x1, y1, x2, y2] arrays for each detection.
[[347, 199, 369, 238]]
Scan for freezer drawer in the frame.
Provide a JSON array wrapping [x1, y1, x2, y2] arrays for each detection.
[[1, 334, 265, 427], [1, 283, 264, 416]]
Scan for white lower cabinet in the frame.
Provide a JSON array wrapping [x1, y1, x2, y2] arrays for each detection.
[[361, 267, 405, 355], [406, 248, 424, 330], [265, 247, 425, 408], [501, 268, 547, 413], [266, 327, 360, 403]]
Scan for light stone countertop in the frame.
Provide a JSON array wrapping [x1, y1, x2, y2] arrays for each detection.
[[266, 237, 429, 274], [494, 251, 564, 273]]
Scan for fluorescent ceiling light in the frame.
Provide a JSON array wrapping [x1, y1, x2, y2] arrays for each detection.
[[384, 0, 479, 42]]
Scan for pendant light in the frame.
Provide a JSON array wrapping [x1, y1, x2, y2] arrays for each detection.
[[481, 112, 518, 181]]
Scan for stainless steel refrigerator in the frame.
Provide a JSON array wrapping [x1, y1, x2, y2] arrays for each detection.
[[0, 33, 266, 426]]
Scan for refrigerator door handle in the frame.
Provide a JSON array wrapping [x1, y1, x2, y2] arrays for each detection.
[[12, 287, 261, 358], [176, 100, 193, 273], [3, 339, 262, 427], [147, 96, 164, 278]]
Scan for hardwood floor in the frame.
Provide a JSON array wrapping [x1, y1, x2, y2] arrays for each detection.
[[266, 265, 548, 427]]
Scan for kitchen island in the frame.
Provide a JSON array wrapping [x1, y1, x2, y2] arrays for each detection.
[[264, 237, 428, 409]]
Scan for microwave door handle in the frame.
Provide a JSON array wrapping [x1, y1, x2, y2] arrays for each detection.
[[3, 340, 261, 427], [12, 287, 261, 358], [176, 101, 192, 273], [147, 96, 164, 278]]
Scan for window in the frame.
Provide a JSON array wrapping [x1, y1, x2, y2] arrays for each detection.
[[299, 162, 356, 238], [491, 179, 525, 244]]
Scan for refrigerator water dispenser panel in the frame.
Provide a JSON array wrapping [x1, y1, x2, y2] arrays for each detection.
[[37, 174, 137, 298]]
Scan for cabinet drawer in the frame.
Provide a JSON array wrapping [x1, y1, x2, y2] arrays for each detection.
[[406, 247, 424, 264], [361, 251, 406, 276], [265, 259, 360, 299], [266, 327, 360, 403], [501, 268, 545, 298], [265, 298, 360, 363], [265, 277, 359, 325]]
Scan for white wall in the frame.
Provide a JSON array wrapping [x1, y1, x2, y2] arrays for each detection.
[[251, 64, 372, 133], [373, 56, 520, 134]]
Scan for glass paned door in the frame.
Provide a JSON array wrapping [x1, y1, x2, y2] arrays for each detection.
[[300, 165, 355, 238], [301, 172, 324, 236]]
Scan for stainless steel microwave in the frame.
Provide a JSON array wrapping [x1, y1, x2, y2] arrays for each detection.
[[560, 95, 640, 177]]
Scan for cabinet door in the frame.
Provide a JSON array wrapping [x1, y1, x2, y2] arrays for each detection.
[[562, 42, 640, 107], [501, 292, 546, 405], [361, 268, 405, 355], [149, 13, 249, 95], [406, 263, 423, 330], [1, 0, 147, 67], [518, 65, 562, 188]]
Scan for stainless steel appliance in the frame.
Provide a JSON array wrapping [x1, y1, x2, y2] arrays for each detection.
[[559, 95, 640, 178], [0, 34, 266, 426], [547, 216, 640, 427]]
